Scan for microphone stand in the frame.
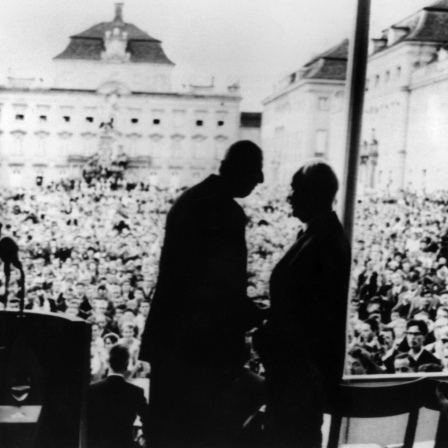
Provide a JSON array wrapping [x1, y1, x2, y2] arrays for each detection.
[[4, 261, 10, 310], [0, 236, 25, 317], [17, 261, 25, 319]]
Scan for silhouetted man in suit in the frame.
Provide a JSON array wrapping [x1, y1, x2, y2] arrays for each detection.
[[266, 161, 351, 448], [381, 270, 407, 321], [140, 140, 265, 448], [87, 344, 148, 448]]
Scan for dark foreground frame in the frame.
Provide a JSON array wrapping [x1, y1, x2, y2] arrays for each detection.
[[0, 311, 90, 448]]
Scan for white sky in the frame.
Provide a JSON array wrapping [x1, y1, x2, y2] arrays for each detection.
[[0, 0, 435, 110]]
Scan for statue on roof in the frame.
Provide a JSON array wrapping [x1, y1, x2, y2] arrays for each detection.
[[101, 28, 130, 63]]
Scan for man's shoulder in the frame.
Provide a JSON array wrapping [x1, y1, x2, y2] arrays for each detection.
[[384, 349, 399, 361], [418, 349, 440, 364], [89, 375, 124, 388], [169, 176, 220, 213], [309, 215, 350, 259], [176, 175, 219, 201], [125, 380, 145, 395], [89, 376, 143, 396], [113, 377, 144, 397], [307, 212, 349, 245], [88, 377, 109, 397], [171, 175, 243, 221]]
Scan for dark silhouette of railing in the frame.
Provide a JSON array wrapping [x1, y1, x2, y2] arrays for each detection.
[[326, 377, 448, 448]]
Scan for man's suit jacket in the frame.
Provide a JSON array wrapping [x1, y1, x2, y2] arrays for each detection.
[[87, 375, 148, 448], [378, 285, 404, 323], [140, 174, 261, 371], [376, 349, 399, 374], [384, 285, 407, 306], [409, 303, 438, 321], [269, 211, 351, 384], [392, 287, 422, 318], [413, 349, 441, 370]]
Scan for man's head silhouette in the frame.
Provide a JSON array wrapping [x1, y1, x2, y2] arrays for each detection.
[[219, 140, 263, 198], [288, 160, 338, 223], [109, 344, 130, 374]]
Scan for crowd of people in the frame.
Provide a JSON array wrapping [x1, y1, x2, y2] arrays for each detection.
[[348, 191, 448, 374], [0, 175, 296, 382], [2, 175, 448, 377]]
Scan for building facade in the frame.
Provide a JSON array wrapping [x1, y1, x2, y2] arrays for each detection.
[[262, 0, 448, 193], [0, 4, 259, 189], [261, 41, 348, 186]]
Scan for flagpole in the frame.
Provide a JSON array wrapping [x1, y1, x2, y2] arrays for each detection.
[[341, 0, 371, 242]]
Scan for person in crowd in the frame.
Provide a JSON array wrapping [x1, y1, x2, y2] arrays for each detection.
[[388, 318, 409, 352], [376, 270, 393, 300], [97, 285, 109, 304], [393, 272, 422, 318], [140, 140, 266, 448], [394, 353, 417, 373], [363, 297, 384, 323], [94, 313, 109, 337], [375, 327, 398, 373], [66, 297, 82, 319], [356, 317, 381, 353], [94, 298, 109, 319], [347, 346, 383, 375], [436, 306, 448, 320], [121, 308, 137, 328], [406, 319, 440, 369], [418, 363, 443, 372], [91, 322, 107, 382], [109, 284, 124, 309], [382, 270, 407, 318], [91, 322, 104, 350], [57, 285, 76, 313], [87, 344, 149, 448], [79, 284, 94, 320], [110, 304, 126, 331], [135, 300, 150, 337], [141, 277, 155, 301], [357, 260, 379, 308], [263, 161, 351, 448], [424, 317, 448, 359], [439, 291, 448, 309], [409, 287, 439, 321], [438, 326, 448, 373], [119, 322, 140, 374], [103, 333, 119, 352]]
